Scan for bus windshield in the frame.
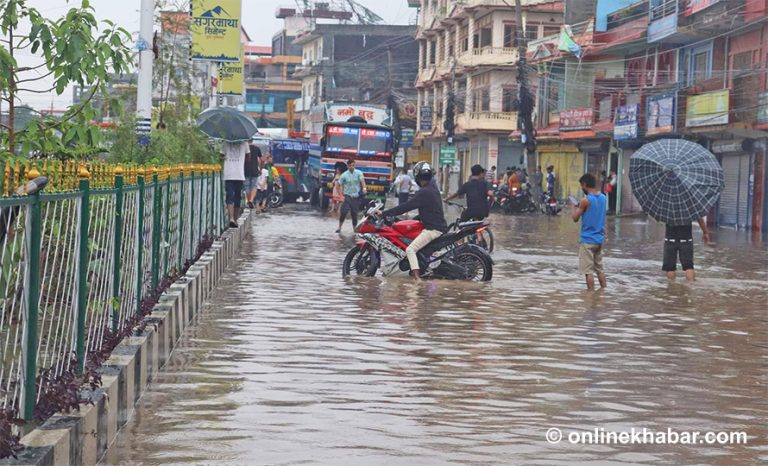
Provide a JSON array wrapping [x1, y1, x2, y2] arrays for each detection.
[[359, 128, 393, 155], [325, 126, 359, 152]]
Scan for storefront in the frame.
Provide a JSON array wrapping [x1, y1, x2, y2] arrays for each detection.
[[536, 142, 584, 200], [497, 138, 524, 172], [713, 139, 753, 229]]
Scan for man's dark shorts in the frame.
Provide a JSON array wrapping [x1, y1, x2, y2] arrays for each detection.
[[225, 180, 244, 207], [662, 239, 694, 271]]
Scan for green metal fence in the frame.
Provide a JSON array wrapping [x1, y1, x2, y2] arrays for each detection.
[[0, 163, 225, 421]]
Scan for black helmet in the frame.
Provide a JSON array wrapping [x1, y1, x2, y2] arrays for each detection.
[[412, 161, 434, 181]]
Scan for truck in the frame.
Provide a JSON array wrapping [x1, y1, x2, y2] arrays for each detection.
[[307, 104, 395, 209]]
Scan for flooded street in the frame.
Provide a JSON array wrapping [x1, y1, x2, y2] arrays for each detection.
[[106, 205, 767, 465]]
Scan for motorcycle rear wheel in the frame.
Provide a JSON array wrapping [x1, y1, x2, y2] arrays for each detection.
[[342, 244, 380, 277], [473, 228, 494, 253], [452, 247, 493, 281], [269, 190, 283, 208]]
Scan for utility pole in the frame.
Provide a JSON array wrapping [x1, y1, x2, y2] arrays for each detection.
[[512, 0, 536, 170], [136, 0, 154, 144]]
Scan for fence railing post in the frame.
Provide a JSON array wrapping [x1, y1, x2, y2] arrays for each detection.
[[74, 165, 90, 378], [151, 168, 161, 291], [189, 165, 196, 260], [21, 165, 43, 421], [111, 166, 124, 333], [200, 165, 206, 242], [163, 167, 172, 279], [177, 166, 185, 271], [209, 166, 215, 236], [135, 168, 146, 308]]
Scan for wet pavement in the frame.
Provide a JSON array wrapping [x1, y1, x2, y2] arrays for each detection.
[[105, 204, 767, 465]]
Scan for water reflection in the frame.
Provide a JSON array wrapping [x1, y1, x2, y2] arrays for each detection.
[[104, 206, 768, 465]]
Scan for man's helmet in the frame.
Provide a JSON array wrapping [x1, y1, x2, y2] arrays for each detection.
[[412, 161, 434, 182]]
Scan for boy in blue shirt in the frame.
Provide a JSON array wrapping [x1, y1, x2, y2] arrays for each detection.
[[570, 173, 607, 291]]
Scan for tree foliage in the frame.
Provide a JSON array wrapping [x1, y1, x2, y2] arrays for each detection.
[[0, 0, 133, 159]]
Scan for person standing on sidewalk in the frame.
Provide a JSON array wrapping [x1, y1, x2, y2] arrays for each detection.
[[244, 144, 262, 209], [336, 159, 367, 233], [221, 140, 248, 228], [663, 219, 709, 282], [570, 173, 607, 291]]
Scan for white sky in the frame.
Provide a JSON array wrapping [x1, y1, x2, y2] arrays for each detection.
[[16, 0, 414, 109]]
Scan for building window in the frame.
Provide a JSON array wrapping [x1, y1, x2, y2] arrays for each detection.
[[473, 87, 490, 112], [680, 43, 712, 86], [502, 87, 518, 112], [732, 50, 755, 74], [503, 24, 515, 48], [429, 41, 436, 65], [524, 23, 539, 42], [480, 27, 492, 47]]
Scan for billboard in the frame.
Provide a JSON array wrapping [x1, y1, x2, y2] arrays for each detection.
[[219, 51, 244, 95], [647, 92, 676, 135], [191, 0, 242, 62], [326, 104, 390, 126], [559, 108, 593, 131], [686, 89, 729, 127], [614, 104, 639, 140], [420, 106, 433, 132]]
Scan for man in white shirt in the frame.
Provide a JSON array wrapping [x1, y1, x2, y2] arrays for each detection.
[[392, 167, 416, 205], [221, 141, 248, 228]]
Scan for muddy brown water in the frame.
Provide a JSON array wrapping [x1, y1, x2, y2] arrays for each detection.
[[104, 205, 767, 465]]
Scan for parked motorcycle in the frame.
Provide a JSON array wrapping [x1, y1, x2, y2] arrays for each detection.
[[541, 192, 562, 216], [444, 200, 494, 253], [505, 184, 538, 214], [268, 182, 284, 209], [491, 184, 510, 212], [342, 201, 493, 281]]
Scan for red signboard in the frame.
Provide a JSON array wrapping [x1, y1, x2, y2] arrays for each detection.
[[685, 0, 721, 16], [559, 108, 594, 131]]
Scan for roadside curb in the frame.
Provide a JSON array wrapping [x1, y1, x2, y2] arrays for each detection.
[[2, 211, 253, 466]]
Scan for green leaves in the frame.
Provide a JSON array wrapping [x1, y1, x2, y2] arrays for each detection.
[[1, 0, 132, 158]]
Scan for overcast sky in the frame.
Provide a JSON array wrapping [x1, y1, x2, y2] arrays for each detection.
[[17, 0, 414, 108]]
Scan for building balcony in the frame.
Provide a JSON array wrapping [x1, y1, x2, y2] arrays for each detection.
[[646, 0, 741, 43], [458, 47, 519, 68], [416, 67, 437, 87], [458, 111, 518, 132]]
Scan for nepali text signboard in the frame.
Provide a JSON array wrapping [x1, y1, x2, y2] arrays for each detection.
[[614, 104, 639, 140], [219, 51, 244, 95], [559, 108, 593, 131], [191, 0, 242, 62], [439, 145, 456, 166], [686, 89, 729, 127], [420, 106, 433, 132], [647, 92, 676, 135], [400, 128, 415, 149], [326, 104, 390, 126]]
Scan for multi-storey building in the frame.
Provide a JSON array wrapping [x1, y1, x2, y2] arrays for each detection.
[[243, 44, 302, 128], [411, 0, 564, 190], [528, 0, 768, 231], [291, 23, 418, 132]]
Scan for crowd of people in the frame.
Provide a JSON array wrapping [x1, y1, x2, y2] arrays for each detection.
[[221, 140, 281, 228]]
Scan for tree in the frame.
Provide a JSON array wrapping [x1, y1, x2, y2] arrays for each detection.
[[0, 0, 132, 158]]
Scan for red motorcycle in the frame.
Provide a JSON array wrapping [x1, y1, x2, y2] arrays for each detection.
[[342, 201, 493, 281]]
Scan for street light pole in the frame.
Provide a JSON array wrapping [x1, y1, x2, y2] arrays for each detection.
[[136, 0, 154, 143]]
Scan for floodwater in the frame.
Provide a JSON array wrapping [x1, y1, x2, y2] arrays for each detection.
[[105, 204, 767, 465]]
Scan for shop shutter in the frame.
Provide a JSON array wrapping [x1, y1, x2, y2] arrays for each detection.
[[719, 154, 750, 227]]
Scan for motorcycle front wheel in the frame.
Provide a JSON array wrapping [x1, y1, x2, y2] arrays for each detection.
[[269, 190, 283, 208], [452, 247, 493, 282], [473, 228, 494, 254], [342, 244, 380, 277]]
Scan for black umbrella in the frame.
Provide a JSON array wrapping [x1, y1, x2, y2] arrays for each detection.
[[197, 106, 259, 142], [629, 139, 724, 225]]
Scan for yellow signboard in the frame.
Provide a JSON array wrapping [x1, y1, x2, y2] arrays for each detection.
[[686, 89, 729, 127], [191, 0, 242, 62], [219, 51, 243, 96]]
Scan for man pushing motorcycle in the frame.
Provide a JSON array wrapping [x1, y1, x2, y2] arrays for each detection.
[[375, 162, 447, 281]]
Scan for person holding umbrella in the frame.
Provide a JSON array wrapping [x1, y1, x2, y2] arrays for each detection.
[[221, 140, 249, 228], [196, 107, 260, 227], [663, 218, 710, 281], [629, 138, 723, 282]]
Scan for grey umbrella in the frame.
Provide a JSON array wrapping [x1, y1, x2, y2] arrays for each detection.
[[629, 138, 724, 225], [196, 106, 259, 142]]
